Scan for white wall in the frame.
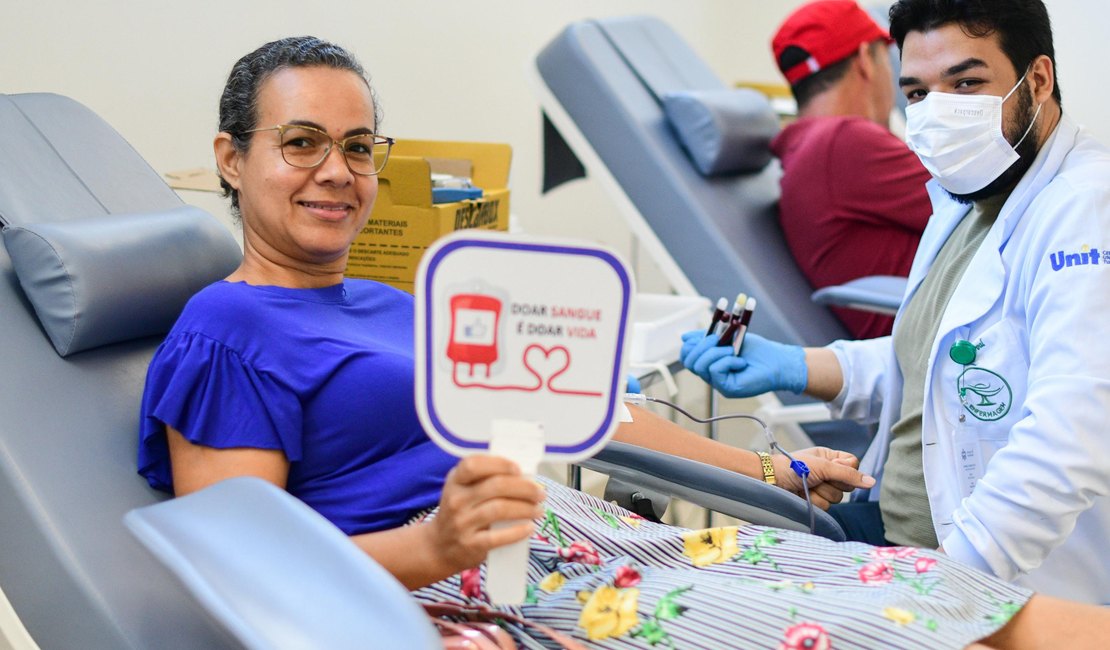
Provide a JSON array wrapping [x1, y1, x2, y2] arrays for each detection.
[[2, 0, 1105, 290], [3, 0, 808, 292], [1042, 0, 1108, 143]]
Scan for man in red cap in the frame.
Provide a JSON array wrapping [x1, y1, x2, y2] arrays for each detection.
[[770, 0, 931, 339]]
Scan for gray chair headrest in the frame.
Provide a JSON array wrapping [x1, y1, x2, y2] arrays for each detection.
[[662, 88, 780, 176], [2, 206, 242, 356]]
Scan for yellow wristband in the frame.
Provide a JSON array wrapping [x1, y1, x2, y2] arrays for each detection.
[[758, 451, 777, 486]]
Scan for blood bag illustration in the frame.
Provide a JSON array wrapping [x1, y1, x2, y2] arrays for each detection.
[[447, 293, 502, 377]]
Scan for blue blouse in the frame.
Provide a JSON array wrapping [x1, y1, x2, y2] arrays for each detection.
[[138, 279, 458, 535]]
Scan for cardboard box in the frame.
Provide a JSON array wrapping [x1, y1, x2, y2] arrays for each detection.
[[164, 167, 223, 193], [345, 139, 511, 292]]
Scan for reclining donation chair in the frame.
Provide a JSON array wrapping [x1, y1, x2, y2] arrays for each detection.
[[534, 15, 906, 340], [532, 15, 895, 454], [0, 91, 242, 648], [534, 16, 844, 345], [0, 92, 451, 649], [0, 92, 844, 650]]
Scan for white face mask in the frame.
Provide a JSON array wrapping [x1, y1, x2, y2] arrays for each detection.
[[904, 70, 1042, 195]]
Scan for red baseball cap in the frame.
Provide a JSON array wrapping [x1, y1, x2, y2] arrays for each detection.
[[772, 0, 893, 85]]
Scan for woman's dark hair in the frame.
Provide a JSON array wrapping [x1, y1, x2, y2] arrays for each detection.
[[888, 0, 1061, 106], [217, 36, 381, 216]]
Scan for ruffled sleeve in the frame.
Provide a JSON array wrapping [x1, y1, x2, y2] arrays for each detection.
[[138, 331, 303, 492]]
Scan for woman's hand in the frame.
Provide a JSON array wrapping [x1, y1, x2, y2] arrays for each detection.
[[426, 455, 547, 576], [771, 447, 875, 510]]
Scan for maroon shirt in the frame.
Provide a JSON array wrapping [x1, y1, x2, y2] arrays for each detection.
[[771, 116, 932, 339]]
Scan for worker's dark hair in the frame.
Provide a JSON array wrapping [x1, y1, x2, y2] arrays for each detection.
[[888, 0, 1061, 105]]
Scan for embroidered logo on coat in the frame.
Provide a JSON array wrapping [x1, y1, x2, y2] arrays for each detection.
[[1049, 245, 1110, 271], [957, 367, 1012, 421]]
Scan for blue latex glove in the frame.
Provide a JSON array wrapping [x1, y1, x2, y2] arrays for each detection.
[[679, 330, 807, 398], [625, 373, 642, 394]]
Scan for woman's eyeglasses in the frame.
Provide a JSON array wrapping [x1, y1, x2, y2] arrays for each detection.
[[242, 124, 393, 175]]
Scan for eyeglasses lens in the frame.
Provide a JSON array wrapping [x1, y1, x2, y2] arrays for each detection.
[[279, 126, 390, 174]]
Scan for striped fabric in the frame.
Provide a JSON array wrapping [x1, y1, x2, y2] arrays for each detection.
[[414, 478, 1031, 649]]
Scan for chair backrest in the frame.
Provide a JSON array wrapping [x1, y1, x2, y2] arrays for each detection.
[[125, 477, 442, 650], [0, 92, 245, 649], [0, 93, 184, 227], [535, 16, 851, 347]]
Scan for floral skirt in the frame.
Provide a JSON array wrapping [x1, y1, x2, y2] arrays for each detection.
[[414, 477, 1031, 649]]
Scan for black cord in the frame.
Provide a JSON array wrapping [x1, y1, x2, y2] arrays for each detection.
[[632, 394, 817, 535]]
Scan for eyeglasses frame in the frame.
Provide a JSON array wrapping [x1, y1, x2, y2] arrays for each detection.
[[241, 123, 394, 176]]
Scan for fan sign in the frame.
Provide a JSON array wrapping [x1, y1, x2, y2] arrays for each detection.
[[414, 231, 633, 461]]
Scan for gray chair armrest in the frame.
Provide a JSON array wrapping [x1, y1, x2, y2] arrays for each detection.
[[124, 477, 441, 650], [811, 275, 907, 316], [580, 441, 846, 541]]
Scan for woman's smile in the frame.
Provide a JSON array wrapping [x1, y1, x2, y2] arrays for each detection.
[[299, 199, 354, 221]]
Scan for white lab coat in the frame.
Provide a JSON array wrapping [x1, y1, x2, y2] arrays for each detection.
[[828, 114, 1110, 604]]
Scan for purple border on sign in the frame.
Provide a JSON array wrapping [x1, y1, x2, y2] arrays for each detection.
[[421, 237, 631, 455]]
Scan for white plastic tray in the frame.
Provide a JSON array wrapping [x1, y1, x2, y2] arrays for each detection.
[[628, 294, 710, 365]]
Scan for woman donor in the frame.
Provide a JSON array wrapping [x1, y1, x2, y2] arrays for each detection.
[[139, 36, 1108, 649]]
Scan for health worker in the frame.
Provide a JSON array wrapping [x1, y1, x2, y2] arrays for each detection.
[[681, 0, 1110, 604]]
